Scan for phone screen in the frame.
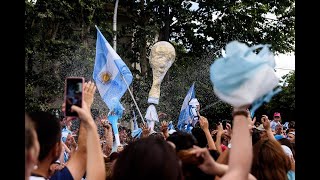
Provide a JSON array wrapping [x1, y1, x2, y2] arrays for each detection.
[[222, 120, 227, 129], [65, 78, 83, 117]]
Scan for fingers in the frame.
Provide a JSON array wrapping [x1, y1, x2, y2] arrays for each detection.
[[226, 123, 231, 129], [87, 81, 96, 94], [61, 103, 66, 113], [252, 117, 256, 124], [191, 145, 209, 158], [223, 130, 228, 134], [71, 105, 81, 112]]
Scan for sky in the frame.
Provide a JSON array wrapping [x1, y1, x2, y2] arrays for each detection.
[[274, 53, 295, 79]]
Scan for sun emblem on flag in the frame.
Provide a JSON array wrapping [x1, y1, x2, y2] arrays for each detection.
[[101, 72, 111, 83]]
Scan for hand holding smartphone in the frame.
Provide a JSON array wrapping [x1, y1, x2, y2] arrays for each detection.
[[64, 77, 84, 117], [222, 120, 231, 129]]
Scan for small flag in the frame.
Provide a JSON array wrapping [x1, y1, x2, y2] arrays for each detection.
[[177, 83, 195, 130]]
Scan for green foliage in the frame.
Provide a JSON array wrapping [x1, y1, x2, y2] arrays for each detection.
[[25, 0, 295, 125], [25, 0, 111, 112], [263, 71, 295, 121]]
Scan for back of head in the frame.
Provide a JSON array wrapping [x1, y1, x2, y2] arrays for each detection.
[[288, 121, 295, 129], [191, 127, 207, 148], [112, 136, 182, 180], [251, 139, 291, 180], [168, 131, 215, 180], [251, 128, 261, 145], [166, 131, 198, 151], [278, 138, 295, 158], [28, 111, 62, 161]]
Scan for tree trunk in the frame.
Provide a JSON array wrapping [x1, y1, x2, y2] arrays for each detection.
[[164, 6, 170, 41], [140, 36, 148, 76], [51, 22, 60, 40], [164, 5, 170, 81], [138, 0, 148, 77]]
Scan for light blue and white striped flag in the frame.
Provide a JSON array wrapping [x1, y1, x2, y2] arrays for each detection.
[[93, 25, 133, 147], [177, 83, 195, 130], [93, 25, 133, 114]]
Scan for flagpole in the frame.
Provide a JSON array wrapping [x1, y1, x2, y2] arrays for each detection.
[[120, 75, 146, 124]]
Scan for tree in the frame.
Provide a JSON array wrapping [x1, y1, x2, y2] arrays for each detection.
[[25, 0, 112, 112], [25, 0, 295, 126], [263, 71, 295, 122]]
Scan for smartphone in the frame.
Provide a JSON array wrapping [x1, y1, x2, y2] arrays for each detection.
[[64, 77, 84, 117], [222, 120, 231, 129]]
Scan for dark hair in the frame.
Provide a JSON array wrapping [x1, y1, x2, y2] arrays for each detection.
[[148, 132, 165, 140], [278, 138, 295, 158], [109, 152, 119, 162], [166, 131, 198, 151], [167, 131, 216, 180], [288, 121, 295, 129], [28, 111, 62, 161], [112, 136, 183, 180], [251, 128, 261, 145], [191, 127, 207, 148]]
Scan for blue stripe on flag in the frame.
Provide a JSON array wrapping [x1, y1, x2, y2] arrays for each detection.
[[93, 26, 133, 113], [177, 83, 195, 130]]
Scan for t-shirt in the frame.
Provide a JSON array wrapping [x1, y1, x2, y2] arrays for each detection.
[[30, 166, 73, 180], [30, 176, 46, 180], [221, 144, 227, 152], [270, 120, 280, 131], [50, 166, 73, 180]]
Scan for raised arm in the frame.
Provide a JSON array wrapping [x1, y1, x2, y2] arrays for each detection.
[[215, 123, 224, 153], [199, 116, 217, 150], [101, 116, 113, 155], [64, 81, 96, 179], [160, 121, 170, 139], [261, 115, 276, 141], [220, 108, 253, 180], [71, 101, 106, 180]]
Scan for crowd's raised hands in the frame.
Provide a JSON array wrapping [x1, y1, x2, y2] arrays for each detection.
[[141, 123, 151, 138], [160, 121, 169, 139]]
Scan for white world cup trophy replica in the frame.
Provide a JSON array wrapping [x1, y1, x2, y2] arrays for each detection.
[[145, 41, 176, 132]]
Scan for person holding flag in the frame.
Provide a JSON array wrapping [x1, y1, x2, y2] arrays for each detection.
[[177, 82, 200, 132], [93, 25, 133, 150]]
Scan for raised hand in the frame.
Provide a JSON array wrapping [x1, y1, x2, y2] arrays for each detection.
[[217, 123, 224, 135], [141, 123, 151, 138], [199, 116, 209, 131], [71, 101, 94, 127], [190, 145, 217, 175], [83, 81, 96, 108], [101, 116, 111, 130], [160, 121, 170, 139], [160, 121, 168, 132], [248, 117, 256, 133], [261, 115, 271, 130]]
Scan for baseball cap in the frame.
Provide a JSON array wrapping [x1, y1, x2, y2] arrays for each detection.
[[274, 112, 281, 117]]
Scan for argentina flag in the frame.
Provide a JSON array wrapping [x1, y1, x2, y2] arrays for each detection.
[[177, 83, 195, 130], [93, 25, 133, 113]]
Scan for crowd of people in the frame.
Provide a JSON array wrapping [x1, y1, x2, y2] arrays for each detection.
[[25, 81, 295, 180]]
